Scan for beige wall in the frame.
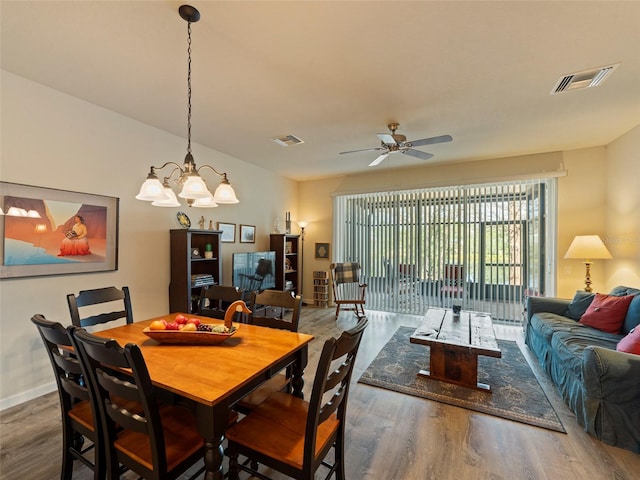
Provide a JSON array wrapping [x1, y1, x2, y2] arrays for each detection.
[[604, 125, 640, 288], [0, 70, 298, 408], [298, 135, 640, 301]]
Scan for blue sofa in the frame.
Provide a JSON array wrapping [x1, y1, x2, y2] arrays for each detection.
[[525, 286, 640, 453]]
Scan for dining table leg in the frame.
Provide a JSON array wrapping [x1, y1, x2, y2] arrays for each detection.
[[290, 346, 308, 398], [196, 402, 228, 480]]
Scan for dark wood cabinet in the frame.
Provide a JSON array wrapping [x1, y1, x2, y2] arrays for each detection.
[[169, 229, 222, 314], [270, 234, 301, 295]]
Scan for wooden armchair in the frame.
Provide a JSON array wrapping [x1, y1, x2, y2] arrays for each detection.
[[330, 262, 367, 318]]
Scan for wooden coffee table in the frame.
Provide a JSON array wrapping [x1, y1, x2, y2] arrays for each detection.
[[410, 307, 501, 391]]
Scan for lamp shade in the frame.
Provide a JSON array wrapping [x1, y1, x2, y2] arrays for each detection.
[[564, 235, 612, 260], [212, 181, 239, 204], [151, 187, 181, 207], [179, 174, 211, 199], [136, 178, 167, 201]]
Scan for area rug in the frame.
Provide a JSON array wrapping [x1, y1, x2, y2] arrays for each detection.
[[358, 327, 565, 433]]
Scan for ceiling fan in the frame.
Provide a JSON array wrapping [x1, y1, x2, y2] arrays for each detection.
[[340, 123, 453, 167]]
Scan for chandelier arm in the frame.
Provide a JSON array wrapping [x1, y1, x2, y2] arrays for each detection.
[[149, 162, 184, 175], [196, 164, 227, 178]]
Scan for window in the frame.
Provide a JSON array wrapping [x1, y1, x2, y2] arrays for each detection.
[[333, 178, 556, 324]]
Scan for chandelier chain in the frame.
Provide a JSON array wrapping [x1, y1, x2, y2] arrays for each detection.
[[187, 20, 192, 154]]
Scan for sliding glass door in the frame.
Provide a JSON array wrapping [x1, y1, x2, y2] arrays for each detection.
[[332, 178, 556, 324]]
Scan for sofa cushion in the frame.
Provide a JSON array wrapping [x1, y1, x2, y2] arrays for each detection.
[[530, 312, 580, 343], [566, 291, 596, 320], [609, 286, 640, 334], [552, 327, 622, 379], [617, 327, 640, 355], [579, 294, 634, 334]]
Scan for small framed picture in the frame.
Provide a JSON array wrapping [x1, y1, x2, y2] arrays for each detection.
[[217, 222, 236, 243], [240, 224, 256, 243], [315, 242, 330, 259]]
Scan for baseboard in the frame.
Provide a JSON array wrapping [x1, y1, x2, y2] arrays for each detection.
[[0, 381, 56, 412]]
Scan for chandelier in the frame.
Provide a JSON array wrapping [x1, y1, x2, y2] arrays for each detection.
[[136, 4, 238, 208]]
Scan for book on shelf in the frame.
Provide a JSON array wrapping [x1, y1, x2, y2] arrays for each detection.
[[191, 274, 215, 287]]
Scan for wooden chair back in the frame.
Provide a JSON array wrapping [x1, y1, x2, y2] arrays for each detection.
[[199, 285, 244, 320], [71, 329, 204, 480], [30, 314, 102, 480], [67, 286, 133, 328], [303, 316, 368, 472], [249, 289, 302, 332]]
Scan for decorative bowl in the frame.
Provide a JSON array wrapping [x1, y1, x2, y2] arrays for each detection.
[[142, 325, 237, 345]]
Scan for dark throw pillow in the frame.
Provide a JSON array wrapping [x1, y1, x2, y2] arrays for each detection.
[[579, 293, 634, 334], [617, 327, 640, 355], [566, 291, 596, 320]]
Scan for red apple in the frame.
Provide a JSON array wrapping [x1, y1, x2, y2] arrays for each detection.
[[187, 318, 201, 327], [166, 321, 180, 330], [175, 314, 188, 325]]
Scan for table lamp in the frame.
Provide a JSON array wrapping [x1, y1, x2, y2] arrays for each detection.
[[564, 235, 612, 292]]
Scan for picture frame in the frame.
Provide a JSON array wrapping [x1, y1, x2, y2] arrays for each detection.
[[240, 224, 256, 243], [1, 182, 119, 279], [217, 222, 236, 243], [315, 242, 330, 259]]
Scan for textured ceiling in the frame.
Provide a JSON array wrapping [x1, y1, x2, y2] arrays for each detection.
[[2, 1, 639, 181]]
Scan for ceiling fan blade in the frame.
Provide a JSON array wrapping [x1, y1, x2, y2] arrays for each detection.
[[409, 134, 453, 147], [369, 153, 390, 167], [402, 149, 434, 160], [340, 147, 385, 155], [376, 133, 397, 145]]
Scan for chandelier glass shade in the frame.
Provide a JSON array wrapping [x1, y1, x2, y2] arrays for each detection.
[[136, 5, 238, 208]]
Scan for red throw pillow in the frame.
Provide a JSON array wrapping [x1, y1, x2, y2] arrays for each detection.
[[579, 293, 634, 334], [617, 327, 640, 355]]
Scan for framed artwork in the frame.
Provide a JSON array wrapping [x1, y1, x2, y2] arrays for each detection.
[[0, 182, 119, 279], [315, 242, 330, 259], [240, 224, 256, 243], [217, 222, 236, 243]]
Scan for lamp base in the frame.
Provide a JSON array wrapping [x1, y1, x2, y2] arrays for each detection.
[[583, 261, 593, 292]]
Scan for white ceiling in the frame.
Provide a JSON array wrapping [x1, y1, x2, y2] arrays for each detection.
[[2, 1, 639, 181]]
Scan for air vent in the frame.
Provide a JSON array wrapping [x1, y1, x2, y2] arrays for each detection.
[[272, 134, 304, 147], [551, 63, 620, 94]]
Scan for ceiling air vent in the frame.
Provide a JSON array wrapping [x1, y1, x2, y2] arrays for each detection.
[[272, 134, 304, 147], [550, 63, 620, 95]]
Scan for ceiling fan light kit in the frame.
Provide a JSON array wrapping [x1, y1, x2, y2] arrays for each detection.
[[340, 123, 453, 167], [136, 5, 239, 208]]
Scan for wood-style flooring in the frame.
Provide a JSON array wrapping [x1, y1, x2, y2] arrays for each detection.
[[1, 307, 638, 479]]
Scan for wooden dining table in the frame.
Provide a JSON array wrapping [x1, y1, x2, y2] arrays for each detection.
[[93, 312, 314, 480]]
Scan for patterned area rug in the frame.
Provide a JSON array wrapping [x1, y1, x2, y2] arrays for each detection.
[[358, 327, 565, 433]]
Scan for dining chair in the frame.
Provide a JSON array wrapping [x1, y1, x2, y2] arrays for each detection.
[[31, 314, 104, 480], [330, 262, 367, 318], [234, 289, 303, 413], [199, 285, 245, 320], [71, 328, 205, 480], [226, 316, 369, 480], [67, 286, 134, 328]]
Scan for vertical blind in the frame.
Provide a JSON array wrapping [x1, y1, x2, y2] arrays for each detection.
[[332, 178, 556, 324]]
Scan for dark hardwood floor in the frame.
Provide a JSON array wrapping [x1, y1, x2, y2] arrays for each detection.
[[1, 307, 638, 479]]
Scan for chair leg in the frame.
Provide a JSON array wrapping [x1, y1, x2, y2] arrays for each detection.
[[335, 433, 346, 480], [335, 304, 340, 318], [227, 443, 240, 480], [61, 428, 74, 480]]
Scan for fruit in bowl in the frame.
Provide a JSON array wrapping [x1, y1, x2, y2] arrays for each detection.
[[149, 319, 167, 330]]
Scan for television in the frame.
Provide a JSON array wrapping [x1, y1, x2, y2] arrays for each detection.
[[232, 251, 276, 291]]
